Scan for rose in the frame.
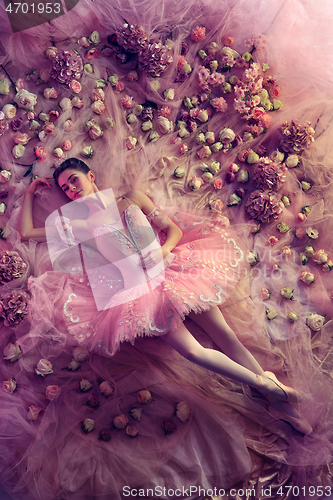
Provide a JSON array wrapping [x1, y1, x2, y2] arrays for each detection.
[[312, 249, 328, 264], [12, 144, 25, 158], [219, 128, 235, 144], [92, 88, 105, 102], [14, 133, 29, 145], [129, 407, 142, 420], [306, 227, 319, 239], [34, 146, 47, 161], [71, 96, 84, 109], [228, 193, 242, 206], [197, 109, 209, 123], [104, 117, 114, 130], [270, 150, 284, 163], [79, 37, 90, 48], [64, 119, 73, 132], [53, 148, 64, 159], [280, 287, 294, 300], [0, 170, 11, 183], [299, 271, 315, 285], [39, 112, 49, 122], [80, 378, 92, 392], [0, 202, 7, 215], [164, 88, 175, 101], [306, 312, 325, 331], [59, 98, 72, 111], [197, 145, 211, 159], [84, 63, 93, 74], [162, 420, 177, 434], [89, 30, 100, 45], [113, 414, 129, 429], [141, 120, 153, 132], [91, 100, 105, 114], [68, 359, 80, 370], [89, 123, 103, 140], [99, 381, 114, 397], [157, 116, 172, 134], [115, 82, 125, 92], [3, 378, 16, 393], [35, 358, 53, 376], [2, 104, 16, 119], [295, 228, 305, 239], [300, 252, 308, 265], [285, 155, 299, 168], [27, 404, 42, 421], [0, 80, 10, 95], [213, 177, 223, 190], [282, 245, 292, 258], [174, 166, 186, 178], [272, 263, 280, 272], [45, 46, 58, 59], [127, 70, 139, 81], [268, 236, 279, 245], [108, 74, 119, 86], [126, 425, 138, 437], [3, 342, 22, 361], [46, 385, 61, 401], [82, 418, 95, 433], [297, 213, 307, 223], [43, 87, 58, 99], [99, 428, 112, 441], [137, 389, 152, 404], [323, 260, 333, 272], [49, 110, 60, 121], [301, 181, 311, 191], [176, 401, 191, 422], [266, 308, 278, 320], [188, 177, 204, 191], [246, 251, 259, 266], [62, 140, 72, 151], [72, 346, 89, 362], [81, 146, 94, 158], [260, 288, 271, 300], [202, 172, 213, 182], [247, 152, 260, 164], [304, 245, 315, 257], [43, 122, 55, 134], [281, 195, 291, 207], [85, 48, 98, 59], [287, 311, 299, 323]]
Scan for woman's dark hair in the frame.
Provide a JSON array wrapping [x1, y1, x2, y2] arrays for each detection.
[[53, 158, 91, 186]]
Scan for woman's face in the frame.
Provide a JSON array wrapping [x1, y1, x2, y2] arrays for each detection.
[[58, 168, 96, 201]]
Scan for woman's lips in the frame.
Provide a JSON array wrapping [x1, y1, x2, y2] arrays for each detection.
[[74, 191, 82, 199]]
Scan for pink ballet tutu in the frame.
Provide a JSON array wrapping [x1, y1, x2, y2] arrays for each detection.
[[29, 204, 248, 355]]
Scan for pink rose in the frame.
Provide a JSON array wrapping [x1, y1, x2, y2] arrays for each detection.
[[209, 198, 224, 212], [89, 123, 103, 140], [91, 100, 105, 114], [35, 358, 53, 376], [64, 119, 74, 132], [126, 425, 138, 437], [99, 380, 114, 397], [3, 378, 16, 393], [251, 107, 265, 120], [115, 82, 125, 93], [79, 37, 90, 48], [191, 26, 206, 43], [62, 140, 72, 151], [43, 122, 55, 134], [297, 213, 307, 222], [126, 136, 137, 150], [295, 228, 305, 239], [72, 346, 89, 362], [268, 236, 279, 245], [213, 177, 223, 189], [71, 96, 84, 108], [179, 143, 189, 155], [176, 401, 191, 422], [49, 110, 60, 121], [113, 414, 129, 429], [43, 87, 58, 99], [137, 389, 152, 404], [299, 270, 315, 285], [223, 36, 234, 47], [271, 86, 281, 98], [260, 288, 271, 300], [34, 146, 47, 161], [272, 263, 280, 272], [282, 245, 292, 258], [2, 104, 16, 119], [229, 163, 240, 173], [3, 342, 22, 361], [188, 176, 204, 191], [39, 68, 50, 83], [85, 48, 98, 59], [312, 249, 328, 264], [46, 385, 61, 401], [120, 95, 135, 109], [45, 46, 58, 59], [69, 80, 82, 94], [14, 133, 29, 145], [27, 404, 42, 421]]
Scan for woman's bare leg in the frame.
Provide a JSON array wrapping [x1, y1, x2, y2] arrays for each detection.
[[188, 306, 263, 375], [162, 322, 258, 385]]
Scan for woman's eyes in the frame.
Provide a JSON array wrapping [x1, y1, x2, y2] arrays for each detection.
[[63, 178, 78, 191]]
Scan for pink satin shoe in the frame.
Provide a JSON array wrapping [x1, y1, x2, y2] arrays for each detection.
[[253, 371, 302, 403], [268, 401, 312, 435]]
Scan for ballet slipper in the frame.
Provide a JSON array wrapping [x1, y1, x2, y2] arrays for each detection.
[[253, 371, 302, 403], [268, 401, 313, 435]]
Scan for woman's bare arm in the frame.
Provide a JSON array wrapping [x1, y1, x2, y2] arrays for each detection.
[[17, 179, 51, 242]]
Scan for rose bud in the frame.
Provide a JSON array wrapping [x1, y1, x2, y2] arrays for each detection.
[[45, 46, 58, 59], [80, 379, 92, 392], [87, 393, 100, 408], [67, 359, 80, 371], [3, 378, 16, 393], [225, 172, 235, 183], [162, 420, 177, 435], [129, 407, 142, 421], [59, 98, 72, 110], [174, 166, 186, 178], [266, 308, 278, 320], [306, 312, 325, 331], [82, 418, 95, 433], [299, 271, 315, 285], [62, 140, 72, 151], [27, 404, 42, 421], [126, 425, 138, 437], [312, 249, 328, 265], [280, 287, 294, 300], [99, 428, 112, 441], [72, 96, 84, 108], [268, 236, 279, 245], [72, 346, 89, 362], [99, 381, 114, 397], [113, 414, 129, 429], [213, 177, 223, 190], [43, 87, 58, 99], [137, 389, 152, 404], [260, 288, 271, 300], [287, 311, 299, 323]]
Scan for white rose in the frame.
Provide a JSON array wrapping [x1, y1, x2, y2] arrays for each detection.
[[0, 202, 7, 215], [141, 120, 153, 132], [197, 109, 209, 123], [14, 89, 37, 110], [2, 104, 16, 119], [211, 142, 223, 153], [287, 311, 299, 323], [163, 88, 175, 101], [202, 172, 214, 182], [89, 30, 100, 45], [157, 116, 172, 134], [59, 98, 72, 110], [0, 170, 11, 183], [285, 155, 299, 168], [312, 249, 328, 264], [270, 150, 284, 163], [3, 342, 22, 361], [221, 47, 235, 59], [82, 418, 95, 433], [306, 312, 325, 331], [12, 144, 25, 158], [53, 148, 64, 159], [195, 132, 206, 145], [246, 251, 259, 265], [205, 131, 215, 144], [219, 128, 235, 144], [237, 169, 249, 183], [280, 287, 294, 300]]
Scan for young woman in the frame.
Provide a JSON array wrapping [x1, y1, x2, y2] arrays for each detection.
[[17, 158, 311, 433]]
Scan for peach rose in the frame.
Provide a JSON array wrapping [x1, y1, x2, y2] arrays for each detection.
[[69, 80, 82, 94], [3, 378, 16, 393], [299, 271, 315, 285], [43, 122, 55, 134], [62, 140, 72, 151], [312, 249, 328, 265], [92, 88, 105, 102], [260, 288, 271, 300], [12, 144, 25, 158], [46, 385, 61, 401]]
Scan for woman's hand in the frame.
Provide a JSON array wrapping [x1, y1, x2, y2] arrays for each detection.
[[27, 177, 52, 195], [141, 248, 166, 269]]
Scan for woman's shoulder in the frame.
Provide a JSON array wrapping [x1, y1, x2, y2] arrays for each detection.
[[122, 190, 155, 215]]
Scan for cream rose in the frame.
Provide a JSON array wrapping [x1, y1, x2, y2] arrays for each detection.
[[176, 401, 191, 422], [0, 79, 10, 95], [12, 144, 25, 158], [3, 342, 22, 361], [280, 287, 294, 300], [285, 155, 299, 168], [14, 89, 37, 110], [91, 100, 105, 114], [219, 128, 235, 144], [14, 133, 29, 145], [92, 88, 105, 101], [104, 117, 114, 130], [270, 150, 284, 163], [2, 104, 16, 119], [299, 271, 315, 285], [287, 311, 299, 323], [157, 116, 173, 134], [306, 312, 325, 331], [89, 30, 100, 45], [45, 46, 58, 59], [35, 358, 53, 376], [312, 249, 328, 264], [82, 418, 95, 433], [43, 87, 58, 99], [163, 88, 175, 101], [246, 251, 259, 266]]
